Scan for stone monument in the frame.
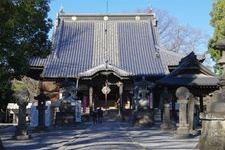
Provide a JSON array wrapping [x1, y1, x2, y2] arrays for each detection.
[[13, 89, 30, 140], [198, 38, 225, 150], [160, 87, 173, 131], [160, 103, 173, 131], [175, 86, 190, 138]]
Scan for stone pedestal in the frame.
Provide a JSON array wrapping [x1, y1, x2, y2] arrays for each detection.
[[34, 92, 48, 132], [197, 88, 225, 149], [14, 104, 30, 140], [35, 105, 47, 132], [198, 37, 225, 149], [198, 113, 225, 150], [160, 104, 173, 131], [176, 99, 190, 138], [13, 89, 30, 140], [132, 108, 154, 127]]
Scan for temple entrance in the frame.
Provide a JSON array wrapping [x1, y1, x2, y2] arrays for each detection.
[[90, 74, 122, 110], [93, 84, 118, 109], [79, 71, 133, 120], [78, 66, 134, 121]]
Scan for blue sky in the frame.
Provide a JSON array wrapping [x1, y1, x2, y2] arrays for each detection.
[[48, 0, 214, 35]]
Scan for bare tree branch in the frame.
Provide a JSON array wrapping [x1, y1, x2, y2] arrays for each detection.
[[139, 7, 209, 55]]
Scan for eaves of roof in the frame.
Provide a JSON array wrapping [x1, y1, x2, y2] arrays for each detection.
[[158, 74, 219, 86], [78, 63, 132, 77]]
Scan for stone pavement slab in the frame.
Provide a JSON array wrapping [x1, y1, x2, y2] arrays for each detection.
[[0, 122, 200, 150], [0, 123, 89, 150], [126, 126, 199, 150]]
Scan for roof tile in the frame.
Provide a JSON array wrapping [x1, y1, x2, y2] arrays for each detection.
[[30, 14, 174, 78]]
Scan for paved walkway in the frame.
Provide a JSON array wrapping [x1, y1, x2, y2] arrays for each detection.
[[0, 121, 200, 150]]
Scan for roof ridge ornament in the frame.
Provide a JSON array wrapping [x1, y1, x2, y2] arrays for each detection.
[[179, 51, 197, 64], [59, 5, 64, 14], [71, 16, 77, 21], [105, 60, 109, 70], [103, 16, 109, 21]]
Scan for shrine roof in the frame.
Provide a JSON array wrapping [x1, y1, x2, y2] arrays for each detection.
[[158, 52, 219, 86], [29, 13, 175, 78], [159, 74, 219, 86]]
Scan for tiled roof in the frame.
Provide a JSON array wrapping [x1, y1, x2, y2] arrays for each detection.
[[158, 52, 219, 86], [29, 13, 173, 78], [158, 47, 185, 67], [29, 57, 47, 67], [159, 74, 219, 86]]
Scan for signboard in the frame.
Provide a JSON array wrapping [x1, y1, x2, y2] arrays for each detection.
[[75, 100, 82, 122]]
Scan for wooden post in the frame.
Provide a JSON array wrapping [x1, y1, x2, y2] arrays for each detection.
[[105, 93, 108, 109], [200, 96, 204, 112], [117, 82, 124, 121], [89, 87, 93, 107]]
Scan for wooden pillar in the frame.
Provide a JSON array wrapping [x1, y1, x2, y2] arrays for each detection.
[[89, 87, 93, 107], [118, 82, 123, 109], [117, 82, 124, 120], [75, 78, 79, 89], [200, 96, 204, 112]]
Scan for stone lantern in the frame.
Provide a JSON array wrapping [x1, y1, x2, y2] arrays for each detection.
[[13, 89, 30, 140], [198, 38, 225, 149], [134, 77, 154, 109], [34, 90, 48, 132], [132, 77, 155, 127]]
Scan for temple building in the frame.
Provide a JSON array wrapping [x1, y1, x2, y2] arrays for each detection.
[[158, 52, 219, 120], [28, 11, 218, 122]]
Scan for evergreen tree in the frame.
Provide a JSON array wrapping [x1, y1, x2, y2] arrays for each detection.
[[208, 0, 225, 65], [0, 0, 52, 110]]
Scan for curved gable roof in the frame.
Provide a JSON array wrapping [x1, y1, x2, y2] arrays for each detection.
[[158, 52, 219, 86], [78, 63, 131, 78]]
